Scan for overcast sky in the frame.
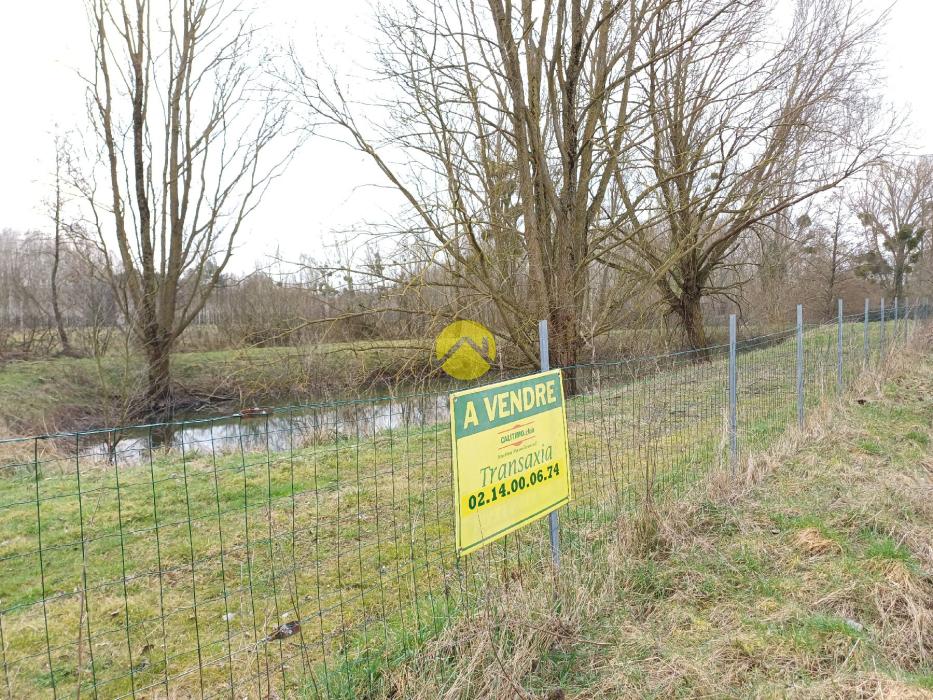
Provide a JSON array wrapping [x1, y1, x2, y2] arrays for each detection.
[[1, 0, 931, 272]]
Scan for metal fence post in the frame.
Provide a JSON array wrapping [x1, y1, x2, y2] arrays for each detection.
[[894, 297, 899, 342], [728, 314, 737, 469], [863, 298, 869, 366], [836, 298, 843, 392], [538, 319, 560, 568], [796, 304, 804, 427], [880, 297, 886, 357]]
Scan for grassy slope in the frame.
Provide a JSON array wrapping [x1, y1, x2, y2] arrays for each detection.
[[389, 338, 933, 699], [0, 322, 903, 698]]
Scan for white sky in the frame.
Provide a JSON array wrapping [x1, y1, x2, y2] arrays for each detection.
[[0, 0, 931, 272]]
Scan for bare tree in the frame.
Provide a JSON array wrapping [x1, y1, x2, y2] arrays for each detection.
[[610, 0, 893, 349], [786, 198, 858, 318], [79, 0, 291, 414], [49, 134, 75, 356], [0, 230, 57, 357], [818, 198, 851, 317], [288, 0, 737, 384], [743, 211, 811, 324], [853, 155, 933, 299]]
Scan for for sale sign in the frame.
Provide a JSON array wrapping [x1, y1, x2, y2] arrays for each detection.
[[450, 369, 571, 556]]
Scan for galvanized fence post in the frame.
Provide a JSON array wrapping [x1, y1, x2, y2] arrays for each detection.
[[728, 314, 737, 470], [836, 299, 843, 392], [796, 304, 804, 427], [863, 298, 870, 366], [538, 319, 560, 568], [904, 297, 911, 340], [880, 297, 886, 357]]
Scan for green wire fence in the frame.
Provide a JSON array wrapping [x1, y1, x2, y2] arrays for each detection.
[[0, 299, 927, 699]]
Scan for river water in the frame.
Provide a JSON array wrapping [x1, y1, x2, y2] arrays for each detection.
[[65, 393, 453, 466]]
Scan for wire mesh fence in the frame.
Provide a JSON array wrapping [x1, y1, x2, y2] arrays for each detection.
[[0, 299, 928, 699]]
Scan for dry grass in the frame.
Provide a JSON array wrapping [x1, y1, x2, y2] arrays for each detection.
[[794, 528, 843, 557], [0, 321, 915, 698], [384, 330, 933, 699]]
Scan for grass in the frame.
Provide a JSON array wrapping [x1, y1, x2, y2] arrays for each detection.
[[0, 319, 918, 698], [0, 339, 430, 436], [1, 323, 706, 437], [0, 314, 902, 438], [385, 326, 933, 699]]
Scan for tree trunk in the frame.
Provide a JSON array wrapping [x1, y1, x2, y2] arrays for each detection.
[[51, 150, 73, 357], [826, 222, 840, 320], [892, 261, 905, 302], [144, 333, 173, 417], [50, 235, 71, 356], [547, 239, 586, 394], [678, 293, 710, 356], [549, 304, 582, 395]]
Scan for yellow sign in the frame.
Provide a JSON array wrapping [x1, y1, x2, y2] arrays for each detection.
[[450, 369, 571, 556], [435, 320, 496, 380]]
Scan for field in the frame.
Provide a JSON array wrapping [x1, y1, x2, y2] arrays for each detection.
[[0, 318, 915, 698]]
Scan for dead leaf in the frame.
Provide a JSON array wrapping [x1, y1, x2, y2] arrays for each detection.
[[265, 620, 300, 642]]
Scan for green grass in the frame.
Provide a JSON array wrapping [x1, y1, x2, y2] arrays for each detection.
[[385, 335, 933, 699], [0, 319, 918, 697]]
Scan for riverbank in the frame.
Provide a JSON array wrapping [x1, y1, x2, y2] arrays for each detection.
[[0, 340, 431, 436], [0, 324, 724, 438]]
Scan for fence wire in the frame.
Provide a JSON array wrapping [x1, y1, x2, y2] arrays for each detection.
[[0, 301, 928, 699]]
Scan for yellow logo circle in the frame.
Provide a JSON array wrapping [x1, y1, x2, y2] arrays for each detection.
[[434, 320, 496, 380]]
